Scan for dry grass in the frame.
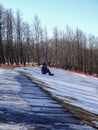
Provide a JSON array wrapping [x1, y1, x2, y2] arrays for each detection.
[[0, 64, 32, 68], [68, 70, 98, 78]]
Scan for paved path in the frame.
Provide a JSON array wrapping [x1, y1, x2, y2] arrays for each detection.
[[0, 69, 95, 130]]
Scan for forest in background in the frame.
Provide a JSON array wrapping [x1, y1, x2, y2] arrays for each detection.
[[0, 3, 98, 74]]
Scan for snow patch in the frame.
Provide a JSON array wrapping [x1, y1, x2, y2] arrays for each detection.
[[15, 67, 98, 115]]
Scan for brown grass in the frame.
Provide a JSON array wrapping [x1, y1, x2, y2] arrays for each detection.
[[0, 64, 32, 68]]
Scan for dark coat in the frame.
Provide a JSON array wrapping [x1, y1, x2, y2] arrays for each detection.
[[41, 62, 48, 74], [41, 62, 54, 76]]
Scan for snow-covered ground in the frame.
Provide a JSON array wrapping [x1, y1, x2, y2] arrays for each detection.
[[15, 66, 98, 116], [0, 67, 96, 129], [0, 69, 31, 130]]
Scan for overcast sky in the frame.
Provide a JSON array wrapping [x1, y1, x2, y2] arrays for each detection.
[[0, 0, 98, 36]]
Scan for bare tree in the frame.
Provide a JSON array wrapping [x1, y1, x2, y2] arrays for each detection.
[[5, 9, 14, 65], [43, 28, 50, 63], [33, 15, 42, 65], [0, 4, 5, 64], [22, 23, 31, 64], [15, 10, 23, 65], [52, 27, 59, 67]]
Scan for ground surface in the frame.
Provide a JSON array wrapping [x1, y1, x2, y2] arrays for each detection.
[[0, 69, 95, 130]]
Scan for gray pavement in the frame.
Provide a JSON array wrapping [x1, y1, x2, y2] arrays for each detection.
[[0, 69, 95, 130]]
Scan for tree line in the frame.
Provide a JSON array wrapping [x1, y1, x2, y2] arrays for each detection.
[[0, 3, 98, 74]]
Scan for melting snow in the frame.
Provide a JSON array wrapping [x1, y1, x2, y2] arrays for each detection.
[[16, 67, 98, 115]]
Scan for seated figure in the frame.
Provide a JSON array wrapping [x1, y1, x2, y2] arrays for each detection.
[[41, 62, 54, 76]]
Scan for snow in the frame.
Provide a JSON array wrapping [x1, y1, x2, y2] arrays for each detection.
[[0, 69, 32, 129], [15, 66, 98, 115], [0, 67, 98, 129], [0, 123, 28, 130]]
